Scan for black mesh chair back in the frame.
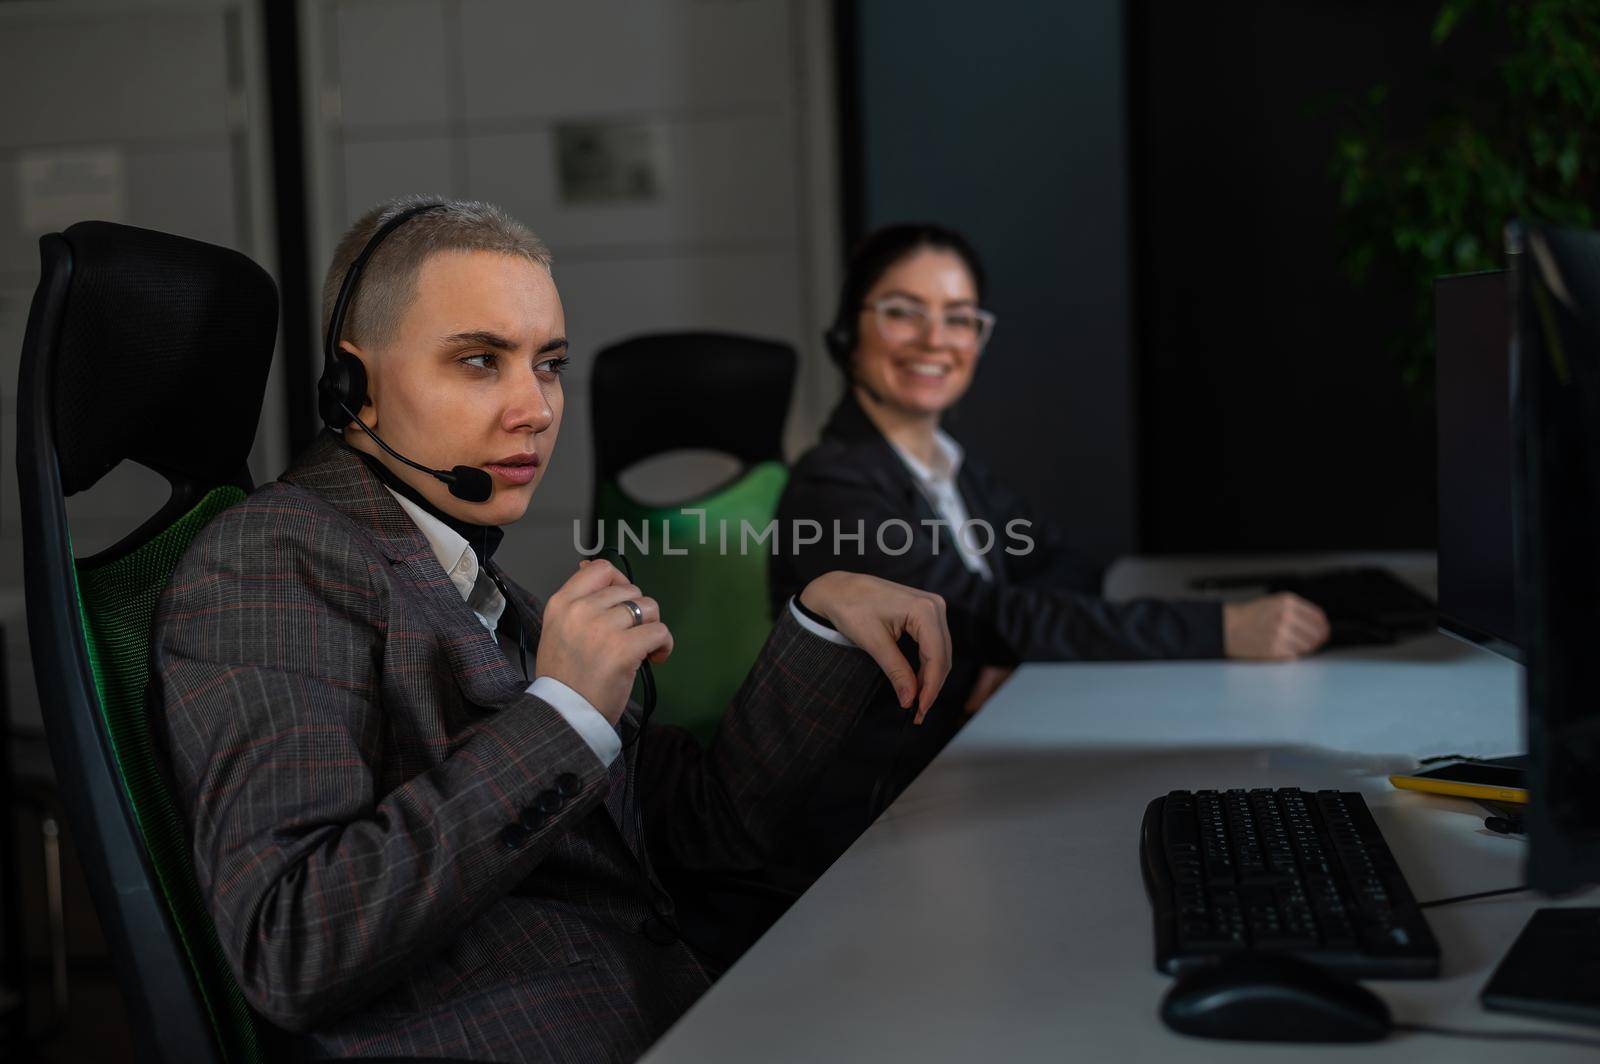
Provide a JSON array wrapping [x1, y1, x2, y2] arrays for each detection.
[[590, 330, 795, 484], [15, 221, 277, 1062]]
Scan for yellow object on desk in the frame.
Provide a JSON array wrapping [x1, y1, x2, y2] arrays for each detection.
[[1389, 769, 1528, 806]]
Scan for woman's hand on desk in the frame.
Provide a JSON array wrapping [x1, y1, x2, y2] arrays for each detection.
[[1222, 592, 1330, 660], [799, 572, 952, 724], [535, 559, 674, 726]]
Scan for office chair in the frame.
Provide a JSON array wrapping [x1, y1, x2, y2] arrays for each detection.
[[590, 331, 795, 741], [16, 221, 278, 1062], [16, 220, 584, 1064]]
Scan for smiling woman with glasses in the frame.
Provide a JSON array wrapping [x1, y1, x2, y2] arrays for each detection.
[[729, 223, 1331, 938]]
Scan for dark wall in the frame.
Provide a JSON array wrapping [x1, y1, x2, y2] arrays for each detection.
[[847, 0, 1136, 563], [1132, 1, 1479, 552]]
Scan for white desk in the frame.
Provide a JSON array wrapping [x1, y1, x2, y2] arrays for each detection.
[[643, 555, 1599, 1062]]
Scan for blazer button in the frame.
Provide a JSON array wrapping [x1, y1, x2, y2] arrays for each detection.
[[536, 790, 563, 816], [555, 772, 582, 798], [500, 824, 528, 849], [519, 807, 545, 831]]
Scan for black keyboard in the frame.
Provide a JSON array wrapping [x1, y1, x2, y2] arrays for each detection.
[[1141, 788, 1440, 978]]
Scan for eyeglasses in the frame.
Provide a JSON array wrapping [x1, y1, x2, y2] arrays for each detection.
[[863, 296, 997, 352]]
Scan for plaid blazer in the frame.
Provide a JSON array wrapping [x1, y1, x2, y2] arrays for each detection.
[[154, 434, 883, 1062]]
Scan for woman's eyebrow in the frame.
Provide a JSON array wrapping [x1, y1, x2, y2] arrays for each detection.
[[876, 290, 977, 308], [538, 336, 569, 355], [440, 329, 518, 350]]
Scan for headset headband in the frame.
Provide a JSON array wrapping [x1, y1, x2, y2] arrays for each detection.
[[323, 202, 448, 361]]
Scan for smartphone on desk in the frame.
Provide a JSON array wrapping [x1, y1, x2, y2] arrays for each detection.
[[1389, 758, 1528, 805]]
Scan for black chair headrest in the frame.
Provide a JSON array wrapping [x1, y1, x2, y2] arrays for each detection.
[[590, 331, 796, 481], [47, 221, 278, 496]]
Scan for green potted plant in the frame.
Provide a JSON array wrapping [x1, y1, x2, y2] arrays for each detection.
[[1331, 0, 1599, 391]]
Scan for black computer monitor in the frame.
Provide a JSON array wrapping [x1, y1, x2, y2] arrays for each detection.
[[1435, 270, 1518, 659], [1510, 220, 1600, 894]]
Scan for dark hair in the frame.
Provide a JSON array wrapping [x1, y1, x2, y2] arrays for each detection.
[[824, 223, 988, 370]]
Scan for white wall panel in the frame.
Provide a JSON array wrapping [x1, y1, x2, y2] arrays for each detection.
[[458, 0, 791, 120], [340, 136, 456, 220], [465, 115, 798, 251], [0, 144, 240, 277], [553, 251, 802, 353], [334, 0, 452, 129], [123, 145, 241, 249], [0, 8, 233, 147]]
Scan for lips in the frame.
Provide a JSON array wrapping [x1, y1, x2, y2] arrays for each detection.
[[485, 452, 540, 486]]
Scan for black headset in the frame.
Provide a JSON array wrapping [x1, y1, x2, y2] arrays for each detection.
[[823, 314, 857, 370], [319, 201, 494, 503], [825, 300, 889, 407]]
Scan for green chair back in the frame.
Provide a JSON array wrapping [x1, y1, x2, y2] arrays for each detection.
[[75, 487, 263, 1062], [589, 331, 797, 740], [597, 461, 788, 741]]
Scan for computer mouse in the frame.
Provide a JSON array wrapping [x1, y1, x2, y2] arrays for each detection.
[[1160, 954, 1392, 1043]]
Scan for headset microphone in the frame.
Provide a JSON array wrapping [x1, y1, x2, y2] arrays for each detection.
[[339, 402, 495, 502], [320, 201, 495, 505]]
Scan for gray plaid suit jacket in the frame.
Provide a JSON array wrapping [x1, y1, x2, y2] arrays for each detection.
[[154, 434, 883, 1062]]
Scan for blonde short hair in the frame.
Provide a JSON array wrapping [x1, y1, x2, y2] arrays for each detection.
[[321, 194, 553, 350]]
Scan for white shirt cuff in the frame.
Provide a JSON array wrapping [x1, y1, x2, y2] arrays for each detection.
[[788, 597, 856, 647], [528, 676, 622, 767]]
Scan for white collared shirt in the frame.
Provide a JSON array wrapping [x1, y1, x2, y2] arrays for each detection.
[[886, 429, 995, 580], [386, 489, 850, 769]]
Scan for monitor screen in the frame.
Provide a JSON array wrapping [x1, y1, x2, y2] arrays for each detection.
[[1512, 221, 1600, 894], [1435, 271, 1518, 658]]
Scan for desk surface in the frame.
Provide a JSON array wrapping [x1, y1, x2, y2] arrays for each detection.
[[643, 554, 1599, 1062]]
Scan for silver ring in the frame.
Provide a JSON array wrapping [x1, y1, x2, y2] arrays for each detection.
[[619, 599, 644, 628]]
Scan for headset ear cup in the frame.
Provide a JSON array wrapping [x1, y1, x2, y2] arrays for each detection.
[[319, 352, 368, 429], [824, 323, 856, 368]]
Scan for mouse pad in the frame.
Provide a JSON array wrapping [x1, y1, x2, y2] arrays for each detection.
[[1481, 907, 1600, 1027]]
